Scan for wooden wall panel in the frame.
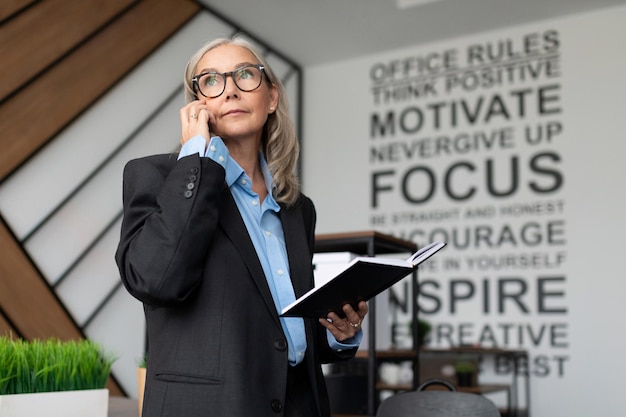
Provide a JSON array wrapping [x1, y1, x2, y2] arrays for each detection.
[[0, 221, 83, 341], [0, 0, 35, 23], [0, 311, 18, 338], [0, 0, 135, 102], [0, 0, 200, 181]]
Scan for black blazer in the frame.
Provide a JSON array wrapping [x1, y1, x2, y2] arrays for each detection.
[[116, 153, 356, 417]]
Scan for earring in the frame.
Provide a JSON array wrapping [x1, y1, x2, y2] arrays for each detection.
[[269, 107, 275, 112]]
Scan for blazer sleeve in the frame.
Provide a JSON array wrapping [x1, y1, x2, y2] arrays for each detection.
[[115, 153, 226, 306]]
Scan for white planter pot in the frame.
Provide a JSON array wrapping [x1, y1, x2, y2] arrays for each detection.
[[0, 388, 108, 417]]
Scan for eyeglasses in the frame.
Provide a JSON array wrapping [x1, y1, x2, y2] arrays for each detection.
[[191, 64, 266, 98]]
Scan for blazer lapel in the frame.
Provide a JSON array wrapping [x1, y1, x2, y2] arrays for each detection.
[[218, 188, 313, 319], [280, 204, 313, 299], [217, 187, 280, 322]]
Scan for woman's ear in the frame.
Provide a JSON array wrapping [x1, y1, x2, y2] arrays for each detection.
[[269, 84, 279, 113]]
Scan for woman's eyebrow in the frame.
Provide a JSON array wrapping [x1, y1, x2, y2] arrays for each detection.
[[196, 62, 257, 74]]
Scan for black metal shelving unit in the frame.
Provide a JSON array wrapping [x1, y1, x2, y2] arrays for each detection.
[[315, 231, 418, 415]]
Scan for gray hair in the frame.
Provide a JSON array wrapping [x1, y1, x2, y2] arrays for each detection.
[[182, 35, 301, 206]]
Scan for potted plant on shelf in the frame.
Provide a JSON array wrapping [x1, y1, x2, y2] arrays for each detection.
[[0, 336, 116, 417], [417, 318, 432, 347], [454, 359, 477, 387]]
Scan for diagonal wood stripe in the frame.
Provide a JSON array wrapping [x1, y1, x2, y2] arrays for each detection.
[[0, 0, 36, 23], [0, 0, 135, 102], [0, 221, 83, 340], [0, 0, 200, 181], [0, 310, 18, 338]]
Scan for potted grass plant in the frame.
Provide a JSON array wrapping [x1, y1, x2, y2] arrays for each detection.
[[0, 336, 116, 417], [454, 359, 477, 387]]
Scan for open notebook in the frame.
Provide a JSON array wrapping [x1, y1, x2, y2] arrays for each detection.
[[281, 241, 446, 318]]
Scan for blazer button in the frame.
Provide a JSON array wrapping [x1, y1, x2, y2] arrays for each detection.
[[191, 167, 199, 174], [186, 182, 195, 190], [184, 190, 193, 198], [271, 399, 282, 413], [273, 339, 287, 351]]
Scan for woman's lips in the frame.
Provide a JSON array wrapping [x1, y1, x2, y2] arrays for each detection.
[[223, 109, 245, 117]]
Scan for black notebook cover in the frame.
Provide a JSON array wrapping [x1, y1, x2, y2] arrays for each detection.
[[281, 241, 446, 318]]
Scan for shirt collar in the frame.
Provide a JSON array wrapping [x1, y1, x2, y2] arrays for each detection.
[[224, 152, 280, 212]]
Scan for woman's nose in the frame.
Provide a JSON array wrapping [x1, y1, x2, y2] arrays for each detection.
[[223, 75, 239, 98]]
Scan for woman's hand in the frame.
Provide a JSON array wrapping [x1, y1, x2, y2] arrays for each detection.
[[319, 301, 369, 342], [179, 99, 215, 146]]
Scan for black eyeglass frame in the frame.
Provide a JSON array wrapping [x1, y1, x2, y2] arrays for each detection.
[[191, 64, 266, 98]]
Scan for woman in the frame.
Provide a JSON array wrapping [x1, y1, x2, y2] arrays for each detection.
[[115, 35, 368, 417]]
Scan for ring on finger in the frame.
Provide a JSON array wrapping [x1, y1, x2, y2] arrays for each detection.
[[349, 319, 361, 328], [190, 113, 198, 119]]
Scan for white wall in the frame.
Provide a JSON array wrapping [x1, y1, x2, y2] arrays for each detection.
[[302, 5, 626, 417]]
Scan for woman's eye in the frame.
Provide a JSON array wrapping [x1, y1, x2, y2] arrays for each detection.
[[237, 69, 253, 79], [203, 74, 219, 86]]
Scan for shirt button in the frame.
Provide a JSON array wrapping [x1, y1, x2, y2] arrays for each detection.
[[273, 339, 287, 351], [271, 399, 282, 412], [265, 230, 271, 236], [252, 200, 258, 206], [277, 269, 284, 275], [218, 155, 225, 162], [209, 145, 216, 152], [241, 179, 247, 185]]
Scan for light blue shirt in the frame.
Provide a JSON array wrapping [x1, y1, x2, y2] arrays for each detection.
[[179, 135, 361, 365]]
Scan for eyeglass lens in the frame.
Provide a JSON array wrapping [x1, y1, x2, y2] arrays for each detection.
[[196, 65, 263, 98]]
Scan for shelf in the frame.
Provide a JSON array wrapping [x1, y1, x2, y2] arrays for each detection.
[[356, 349, 417, 360], [421, 347, 528, 356], [454, 384, 511, 395], [376, 382, 413, 391], [356, 346, 528, 360], [315, 231, 417, 255]]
